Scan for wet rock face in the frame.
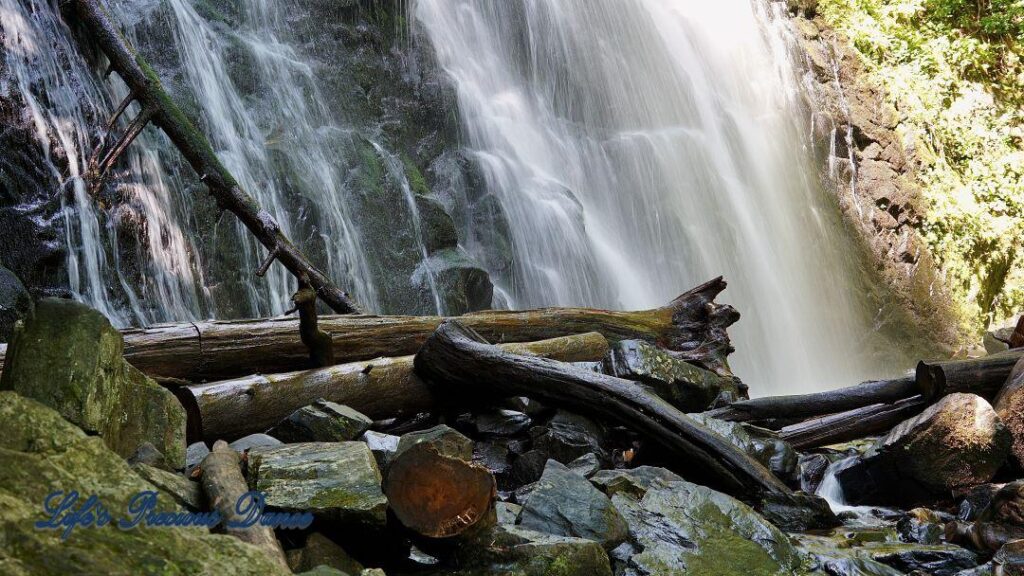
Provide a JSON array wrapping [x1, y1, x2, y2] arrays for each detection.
[[0, 298, 186, 468], [0, 391, 291, 575], [518, 460, 629, 550], [835, 393, 1011, 506]]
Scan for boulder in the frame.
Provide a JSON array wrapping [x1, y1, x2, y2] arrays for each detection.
[[567, 453, 601, 477], [396, 424, 472, 461], [689, 413, 798, 482], [797, 531, 979, 576], [473, 439, 513, 487], [131, 462, 205, 511], [473, 409, 532, 436], [0, 391, 290, 575], [608, 476, 803, 576], [454, 524, 612, 576], [270, 400, 373, 443], [286, 533, 363, 575], [518, 460, 628, 550], [228, 433, 282, 453], [590, 466, 685, 500], [496, 502, 522, 525], [835, 393, 1011, 505], [127, 442, 166, 469], [799, 453, 831, 494], [531, 410, 608, 464], [994, 358, 1024, 468], [249, 442, 387, 527], [0, 299, 186, 469], [995, 540, 1024, 575], [896, 508, 949, 545], [412, 248, 493, 316], [511, 449, 549, 485], [605, 339, 745, 410], [0, 264, 30, 342]]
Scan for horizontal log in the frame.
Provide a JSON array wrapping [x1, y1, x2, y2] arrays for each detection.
[[185, 332, 609, 441], [916, 349, 1024, 401], [122, 278, 737, 382], [778, 396, 928, 450], [414, 321, 790, 500], [706, 375, 924, 424]]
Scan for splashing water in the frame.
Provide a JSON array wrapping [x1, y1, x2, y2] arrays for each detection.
[[414, 0, 881, 393]]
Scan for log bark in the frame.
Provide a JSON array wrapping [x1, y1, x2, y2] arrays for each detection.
[[122, 278, 737, 381], [705, 375, 926, 425], [185, 332, 610, 441], [384, 441, 496, 539], [778, 396, 928, 450], [67, 0, 362, 314], [413, 321, 790, 500], [199, 440, 289, 570], [0, 343, 5, 381], [916, 349, 1024, 401]]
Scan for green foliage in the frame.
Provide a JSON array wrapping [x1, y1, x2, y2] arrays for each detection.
[[819, 0, 1024, 335]]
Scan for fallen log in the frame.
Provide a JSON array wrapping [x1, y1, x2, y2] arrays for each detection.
[[185, 332, 609, 441], [67, 0, 362, 314], [413, 321, 790, 500], [123, 277, 737, 381], [705, 375, 926, 425], [778, 396, 928, 450], [384, 442, 496, 539], [200, 440, 289, 570], [916, 349, 1024, 401]]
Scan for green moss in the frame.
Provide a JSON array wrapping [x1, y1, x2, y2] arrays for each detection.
[[402, 154, 432, 197], [817, 0, 1024, 337]]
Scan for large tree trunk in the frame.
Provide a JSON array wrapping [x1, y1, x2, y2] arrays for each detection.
[[67, 0, 362, 314], [184, 332, 609, 441], [778, 396, 928, 450], [123, 278, 738, 381], [916, 349, 1024, 401], [413, 321, 790, 501], [199, 440, 290, 570], [705, 376, 927, 425]]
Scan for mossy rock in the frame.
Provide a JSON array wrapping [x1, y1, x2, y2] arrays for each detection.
[[0, 299, 186, 469], [454, 524, 612, 576], [0, 391, 290, 575]]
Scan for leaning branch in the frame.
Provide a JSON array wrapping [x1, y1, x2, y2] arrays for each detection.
[[67, 0, 362, 314]]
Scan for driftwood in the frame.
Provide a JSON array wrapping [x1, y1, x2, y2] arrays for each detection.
[[778, 396, 928, 450], [122, 278, 737, 381], [916, 349, 1024, 400], [706, 375, 926, 425], [384, 442, 496, 539], [199, 440, 289, 570], [413, 321, 789, 500], [68, 0, 361, 314], [290, 286, 334, 367], [184, 332, 609, 441]]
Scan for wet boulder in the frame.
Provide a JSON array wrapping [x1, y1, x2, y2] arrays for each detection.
[[0, 264, 30, 342], [531, 410, 609, 464], [834, 393, 1011, 505], [0, 298, 186, 468], [567, 452, 601, 477], [270, 400, 373, 443], [473, 409, 532, 436], [518, 460, 629, 550], [799, 453, 831, 494], [455, 524, 612, 576], [994, 357, 1024, 468], [412, 248, 493, 316], [896, 508, 950, 545], [607, 475, 804, 576], [689, 413, 798, 482], [249, 442, 387, 527], [605, 339, 745, 410], [396, 424, 473, 461], [0, 391, 290, 575], [590, 466, 685, 500]]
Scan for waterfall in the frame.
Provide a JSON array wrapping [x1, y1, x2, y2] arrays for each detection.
[[414, 0, 880, 394]]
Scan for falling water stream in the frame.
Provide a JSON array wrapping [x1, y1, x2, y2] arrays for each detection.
[[2, 0, 886, 393]]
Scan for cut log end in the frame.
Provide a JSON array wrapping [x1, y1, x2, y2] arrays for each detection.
[[661, 276, 738, 377], [384, 442, 496, 539]]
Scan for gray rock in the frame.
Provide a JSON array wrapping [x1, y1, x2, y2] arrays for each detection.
[[609, 477, 803, 575], [396, 424, 472, 461], [286, 532, 363, 575], [0, 391, 290, 575], [473, 439, 512, 484], [800, 453, 831, 494], [455, 524, 612, 576], [131, 462, 204, 510], [896, 508, 950, 545], [567, 452, 601, 477], [606, 340, 745, 410], [361, 430, 399, 469], [496, 501, 522, 525], [0, 298, 186, 469], [797, 531, 979, 576], [511, 449, 549, 485], [271, 400, 373, 443], [228, 433, 282, 453], [532, 410, 608, 464], [519, 460, 628, 550], [249, 442, 387, 527], [128, 442, 166, 469], [759, 490, 839, 532], [835, 393, 1011, 505], [412, 248, 493, 316], [0, 264, 30, 342], [474, 409, 532, 436], [689, 413, 798, 481], [822, 557, 905, 576], [187, 441, 211, 470], [590, 466, 685, 500]]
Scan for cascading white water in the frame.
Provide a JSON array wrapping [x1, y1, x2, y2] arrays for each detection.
[[415, 0, 879, 393]]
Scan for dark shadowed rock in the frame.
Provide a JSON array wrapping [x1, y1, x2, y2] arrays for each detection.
[[128, 442, 167, 469], [689, 413, 798, 482], [249, 442, 387, 527], [872, 545, 978, 575], [835, 393, 1011, 505], [567, 453, 601, 477], [822, 557, 905, 576], [532, 410, 608, 464], [519, 460, 628, 550], [759, 491, 839, 532], [396, 424, 472, 461], [474, 409, 532, 436], [270, 400, 373, 443], [995, 540, 1024, 575], [0, 299, 186, 468], [897, 508, 951, 545], [511, 449, 549, 485], [455, 524, 612, 576], [286, 532, 363, 575], [473, 439, 513, 487], [0, 264, 30, 342], [131, 462, 204, 510], [606, 340, 745, 410], [800, 453, 831, 494], [496, 501, 522, 525]]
